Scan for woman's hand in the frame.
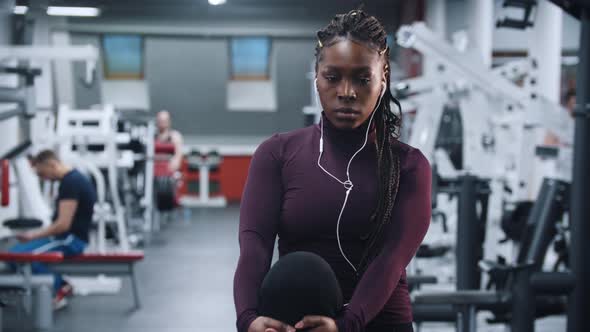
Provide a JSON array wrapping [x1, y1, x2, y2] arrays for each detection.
[[248, 316, 296, 332], [294, 316, 338, 332]]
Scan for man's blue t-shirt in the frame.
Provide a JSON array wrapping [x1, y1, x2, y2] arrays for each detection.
[[52, 169, 97, 242]]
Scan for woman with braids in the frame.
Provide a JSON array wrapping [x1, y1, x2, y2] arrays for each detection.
[[234, 10, 431, 332]]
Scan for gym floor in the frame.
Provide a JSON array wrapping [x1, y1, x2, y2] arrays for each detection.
[[4, 206, 566, 332]]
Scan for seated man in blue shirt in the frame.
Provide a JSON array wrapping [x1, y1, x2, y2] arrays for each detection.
[[9, 149, 97, 309]]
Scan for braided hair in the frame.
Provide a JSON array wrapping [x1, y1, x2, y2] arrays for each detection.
[[315, 10, 402, 274]]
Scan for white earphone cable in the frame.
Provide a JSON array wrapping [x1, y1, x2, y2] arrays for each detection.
[[317, 83, 386, 273]]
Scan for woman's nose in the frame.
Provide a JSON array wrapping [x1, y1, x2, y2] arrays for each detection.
[[337, 80, 357, 102]]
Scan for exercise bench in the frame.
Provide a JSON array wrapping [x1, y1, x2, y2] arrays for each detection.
[[49, 251, 144, 309], [0, 252, 62, 330], [0, 251, 144, 330], [412, 179, 574, 332]]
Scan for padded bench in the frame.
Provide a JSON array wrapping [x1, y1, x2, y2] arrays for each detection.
[[407, 275, 438, 291], [50, 252, 144, 309], [412, 271, 575, 332], [0, 252, 62, 330], [0, 251, 144, 330], [413, 290, 510, 332]]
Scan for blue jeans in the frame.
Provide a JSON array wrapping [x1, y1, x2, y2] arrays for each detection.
[[9, 234, 87, 293]]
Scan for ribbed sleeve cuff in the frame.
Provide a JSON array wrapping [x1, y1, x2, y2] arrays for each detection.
[[236, 309, 258, 332], [335, 309, 364, 332]]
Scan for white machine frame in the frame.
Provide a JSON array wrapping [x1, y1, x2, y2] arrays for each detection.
[[54, 105, 129, 251], [395, 22, 574, 283], [396, 22, 573, 202], [0, 45, 97, 85], [0, 44, 98, 239]]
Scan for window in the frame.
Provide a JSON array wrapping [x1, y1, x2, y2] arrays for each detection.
[[229, 37, 271, 80], [387, 33, 395, 50], [227, 36, 276, 111], [387, 33, 398, 60], [102, 34, 144, 80]]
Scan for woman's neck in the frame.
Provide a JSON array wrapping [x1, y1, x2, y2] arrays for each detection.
[[320, 112, 377, 145]]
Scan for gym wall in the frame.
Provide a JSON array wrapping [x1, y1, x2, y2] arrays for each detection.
[[70, 31, 314, 137], [146, 36, 313, 136]]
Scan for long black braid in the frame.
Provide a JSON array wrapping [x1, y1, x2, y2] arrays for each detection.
[[315, 10, 402, 275]]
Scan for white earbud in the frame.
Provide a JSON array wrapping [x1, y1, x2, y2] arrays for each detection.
[[314, 78, 324, 154]]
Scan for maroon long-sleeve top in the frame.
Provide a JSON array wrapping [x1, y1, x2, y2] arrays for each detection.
[[233, 114, 431, 332]]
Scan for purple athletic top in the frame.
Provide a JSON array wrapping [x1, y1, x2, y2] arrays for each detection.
[[233, 113, 431, 332]]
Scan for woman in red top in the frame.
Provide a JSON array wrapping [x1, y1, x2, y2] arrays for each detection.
[[234, 10, 431, 332]]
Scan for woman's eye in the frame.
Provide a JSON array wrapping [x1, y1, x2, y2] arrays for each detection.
[[359, 78, 371, 85], [325, 76, 337, 82]]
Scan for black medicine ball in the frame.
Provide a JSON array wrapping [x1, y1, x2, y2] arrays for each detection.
[[257, 251, 343, 326]]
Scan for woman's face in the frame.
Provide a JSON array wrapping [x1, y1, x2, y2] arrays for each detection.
[[316, 38, 386, 130]]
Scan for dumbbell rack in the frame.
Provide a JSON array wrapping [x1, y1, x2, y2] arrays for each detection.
[[178, 150, 226, 208]]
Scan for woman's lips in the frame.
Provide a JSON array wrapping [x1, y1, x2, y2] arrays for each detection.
[[334, 108, 360, 120]]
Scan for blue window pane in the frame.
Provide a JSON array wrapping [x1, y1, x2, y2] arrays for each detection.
[[103, 35, 143, 79], [231, 37, 271, 79], [387, 33, 398, 60], [387, 33, 394, 51]]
